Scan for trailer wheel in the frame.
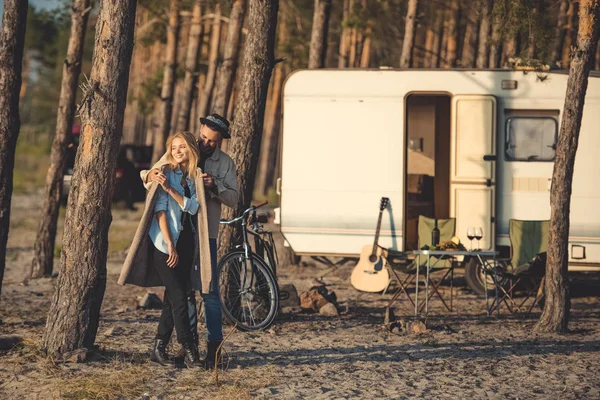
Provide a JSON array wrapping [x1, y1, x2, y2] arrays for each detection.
[[464, 257, 498, 297]]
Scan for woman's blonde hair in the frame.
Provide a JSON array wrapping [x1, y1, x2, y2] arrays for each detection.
[[165, 131, 199, 178]]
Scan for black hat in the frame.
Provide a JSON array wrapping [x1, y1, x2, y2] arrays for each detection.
[[200, 113, 231, 138]]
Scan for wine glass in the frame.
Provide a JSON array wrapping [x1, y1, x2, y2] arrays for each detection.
[[474, 227, 483, 250], [466, 227, 475, 251]]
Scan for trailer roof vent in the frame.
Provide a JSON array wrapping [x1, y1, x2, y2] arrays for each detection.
[[501, 80, 518, 90]]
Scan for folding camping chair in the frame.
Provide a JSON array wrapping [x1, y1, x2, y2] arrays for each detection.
[[385, 216, 457, 314], [489, 219, 549, 314]]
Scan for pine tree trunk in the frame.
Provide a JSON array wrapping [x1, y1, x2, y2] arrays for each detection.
[[527, 0, 542, 60], [0, 0, 28, 301], [197, 4, 221, 119], [30, 0, 91, 279], [308, 0, 332, 69], [551, 0, 569, 65], [489, 6, 503, 68], [338, 0, 350, 68], [213, 0, 246, 115], [256, 62, 284, 196], [476, 0, 492, 68], [424, 9, 436, 68], [349, 27, 358, 67], [360, 27, 371, 67], [217, 0, 278, 259], [255, 6, 287, 196], [461, 4, 477, 68], [596, 40, 600, 69], [400, 0, 418, 68], [502, 5, 519, 67], [152, 0, 181, 163], [445, 0, 459, 67], [431, 8, 444, 67], [42, 0, 137, 356], [536, 0, 600, 334], [176, 0, 204, 132], [562, 0, 578, 68]]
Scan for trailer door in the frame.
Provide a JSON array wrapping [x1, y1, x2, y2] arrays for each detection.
[[450, 95, 496, 249]]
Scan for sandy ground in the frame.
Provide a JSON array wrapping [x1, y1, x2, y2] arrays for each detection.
[[1, 194, 599, 399]]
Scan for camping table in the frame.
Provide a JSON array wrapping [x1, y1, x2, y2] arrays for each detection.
[[412, 249, 499, 316]]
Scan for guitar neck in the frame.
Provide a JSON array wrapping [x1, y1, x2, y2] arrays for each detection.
[[371, 209, 384, 255]]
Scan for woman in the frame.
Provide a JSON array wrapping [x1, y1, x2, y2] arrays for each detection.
[[118, 131, 212, 368]]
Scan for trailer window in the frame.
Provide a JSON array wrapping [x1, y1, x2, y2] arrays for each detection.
[[505, 117, 557, 161]]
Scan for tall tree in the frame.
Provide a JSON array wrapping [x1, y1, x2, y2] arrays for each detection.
[[461, 2, 478, 67], [338, 0, 350, 67], [43, 0, 137, 356], [445, 0, 460, 67], [176, 0, 204, 132], [30, 0, 91, 279], [213, 0, 247, 115], [217, 0, 279, 259], [256, 3, 288, 196], [197, 4, 221, 120], [431, 7, 444, 67], [476, 0, 492, 68], [562, 0, 578, 68], [400, 0, 418, 68], [0, 0, 28, 301], [489, 2, 503, 68], [535, 0, 600, 334], [152, 0, 181, 163], [308, 0, 332, 69], [551, 0, 570, 65]]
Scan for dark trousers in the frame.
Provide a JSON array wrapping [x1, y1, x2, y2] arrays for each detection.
[[186, 238, 223, 342], [153, 225, 194, 345]]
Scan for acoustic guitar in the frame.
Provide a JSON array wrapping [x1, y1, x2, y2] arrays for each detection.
[[350, 197, 390, 292]]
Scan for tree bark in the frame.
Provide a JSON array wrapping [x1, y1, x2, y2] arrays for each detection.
[[197, 4, 222, 119], [360, 26, 372, 68], [562, 0, 578, 68], [308, 0, 332, 69], [217, 0, 278, 259], [476, 0, 492, 68], [431, 8, 444, 67], [424, 8, 436, 68], [256, 62, 284, 196], [212, 0, 246, 115], [551, 0, 570, 64], [502, 4, 519, 67], [30, 0, 91, 279], [535, 0, 600, 334], [338, 0, 350, 68], [445, 0, 460, 67], [152, 0, 181, 163], [42, 0, 137, 356], [0, 0, 28, 301], [461, 3, 478, 68], [176, 0, 204, 132], [489, 5, 503, 68], [400, 0, 418, 68]]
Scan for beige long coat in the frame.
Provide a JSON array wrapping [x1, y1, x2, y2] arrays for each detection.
[[117, 166, 213, 294]]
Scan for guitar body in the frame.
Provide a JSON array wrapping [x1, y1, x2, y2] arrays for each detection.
[[350, 245, 390, 293]]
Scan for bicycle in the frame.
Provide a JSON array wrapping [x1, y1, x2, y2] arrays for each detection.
[[217, 201, 280, 331]]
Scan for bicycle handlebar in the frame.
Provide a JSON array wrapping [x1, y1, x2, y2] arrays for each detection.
[[219, 201, 269, 225]]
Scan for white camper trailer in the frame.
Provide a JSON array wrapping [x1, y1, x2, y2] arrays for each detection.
[[274, 69, 600, 294]]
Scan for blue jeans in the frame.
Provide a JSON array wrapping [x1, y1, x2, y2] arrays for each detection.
[[187, 238, 223, 342]]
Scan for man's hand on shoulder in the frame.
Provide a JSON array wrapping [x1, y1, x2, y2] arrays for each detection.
[[146, 168, 164, 184]]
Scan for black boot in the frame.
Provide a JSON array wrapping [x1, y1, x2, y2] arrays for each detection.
[[150, 338, 173, 366], [204, 340, 223, 370], [183, 341, 201, 368]]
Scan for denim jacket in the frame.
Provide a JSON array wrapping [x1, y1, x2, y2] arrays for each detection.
[[148, 168, 200, 254]]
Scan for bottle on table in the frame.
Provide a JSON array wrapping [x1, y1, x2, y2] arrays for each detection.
[[431, 218, 440, 247]]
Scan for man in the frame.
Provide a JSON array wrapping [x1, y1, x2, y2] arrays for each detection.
[[142, 113, 238, 369]]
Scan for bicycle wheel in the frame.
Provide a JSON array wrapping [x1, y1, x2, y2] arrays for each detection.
[[217, 250, 279, 331]]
